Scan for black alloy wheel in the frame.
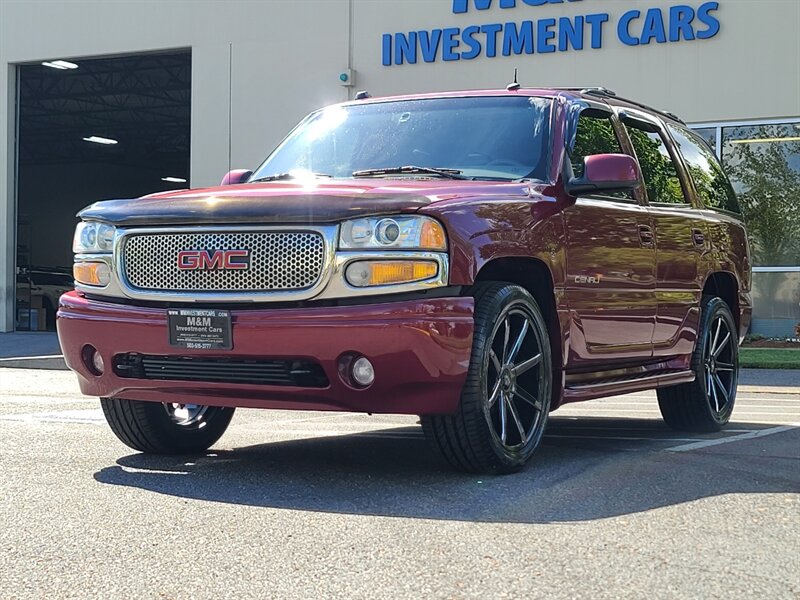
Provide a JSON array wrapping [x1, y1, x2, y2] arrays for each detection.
[[100, 397, 235, 453], [484, 303, 547, 452], [658, 296, 739, 432], [702, 312, 738, 416], [422, 282, 552, 473]]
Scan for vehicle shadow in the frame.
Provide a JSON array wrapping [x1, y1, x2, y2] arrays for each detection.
[[93, 417, 800, 523]]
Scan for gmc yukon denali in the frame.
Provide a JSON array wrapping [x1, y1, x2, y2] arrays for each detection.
[[57, 88, 752, 473]]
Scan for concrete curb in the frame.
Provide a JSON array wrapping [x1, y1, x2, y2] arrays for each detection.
[[0, 355, 68, 370]]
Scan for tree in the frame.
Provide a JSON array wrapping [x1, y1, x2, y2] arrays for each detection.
[[724, 129, 800, 267]]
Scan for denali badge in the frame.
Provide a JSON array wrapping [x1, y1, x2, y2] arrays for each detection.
[[575, 274, 602, 285], [177, 249, 251, 270]]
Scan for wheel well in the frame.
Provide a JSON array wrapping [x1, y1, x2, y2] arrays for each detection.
[[474, 257, 563, 375], [703, 272, 740, 330]]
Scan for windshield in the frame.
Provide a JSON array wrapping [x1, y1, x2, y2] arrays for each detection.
[[250, 96, 553, 182]]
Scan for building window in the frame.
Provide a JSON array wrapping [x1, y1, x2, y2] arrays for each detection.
[[690, 119, 800, 337], [721, 123, 800, 267]]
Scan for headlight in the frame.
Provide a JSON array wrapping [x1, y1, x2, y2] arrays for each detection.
[[73, 221, 116, 254], [339, 216, 447, 250]]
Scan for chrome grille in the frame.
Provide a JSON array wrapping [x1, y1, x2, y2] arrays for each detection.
[[122, 231, 325, 292]]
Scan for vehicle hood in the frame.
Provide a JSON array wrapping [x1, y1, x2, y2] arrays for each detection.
[[77, 179, 532, 226]]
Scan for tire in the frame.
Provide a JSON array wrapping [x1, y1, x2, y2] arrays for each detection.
[[100, 398, 235, 454], [422, 282, 553, 474], [657, 296, 739, 432]]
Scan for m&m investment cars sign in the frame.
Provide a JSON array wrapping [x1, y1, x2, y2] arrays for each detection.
[[381, 0, 722, 66]]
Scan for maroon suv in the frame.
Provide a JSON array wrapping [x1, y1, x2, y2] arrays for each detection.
[[57, 88, 752, 473]]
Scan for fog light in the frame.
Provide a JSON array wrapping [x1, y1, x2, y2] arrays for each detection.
[[82, 345, 104, 375], [351, 357, 375, 387], [92, 350, 105, 375], [73, 261, 111, 286]]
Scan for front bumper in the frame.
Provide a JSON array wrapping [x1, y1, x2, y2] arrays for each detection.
[[57, 292, 474, 415]]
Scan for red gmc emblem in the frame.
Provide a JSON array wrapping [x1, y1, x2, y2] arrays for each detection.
[[177, 249, 251, 270]]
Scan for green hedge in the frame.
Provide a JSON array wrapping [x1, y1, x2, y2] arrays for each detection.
[[740, 348, 800, 369]]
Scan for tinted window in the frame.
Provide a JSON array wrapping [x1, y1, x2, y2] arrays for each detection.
[[570, 112, 631, 199], [571, 113, 623, 177], [625, 124, 686, 205], [670, 125, 741, 214], [692, 127, 717, 152], [252, 96, 553, 182]]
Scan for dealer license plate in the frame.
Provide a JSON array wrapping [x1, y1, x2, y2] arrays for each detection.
[[167, 309, 232, 350]]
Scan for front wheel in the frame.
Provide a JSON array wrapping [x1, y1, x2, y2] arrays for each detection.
[[100, 398, 235, 453], [657, 296, 739, 432], [422, 283, 552, 474]]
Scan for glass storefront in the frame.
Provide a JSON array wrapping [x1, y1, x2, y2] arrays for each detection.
[[691, 119, 800, 338]]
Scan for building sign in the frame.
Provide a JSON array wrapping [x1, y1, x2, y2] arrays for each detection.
[[381, 0, 721, 66]]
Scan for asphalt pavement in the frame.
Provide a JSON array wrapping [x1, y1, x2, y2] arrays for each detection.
[[1, 368, 798, 599]]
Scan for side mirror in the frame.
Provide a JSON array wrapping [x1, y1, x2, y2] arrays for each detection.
[[566, 153, 640, 196], [220, 169, 253, 186]]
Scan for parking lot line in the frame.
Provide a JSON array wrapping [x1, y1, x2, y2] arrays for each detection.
[[546, 434, 704, 442], [664, 423, 800, 452]]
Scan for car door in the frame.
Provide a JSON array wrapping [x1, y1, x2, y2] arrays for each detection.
[[562, 107, 656, 367], [619, 110, 703, 357]]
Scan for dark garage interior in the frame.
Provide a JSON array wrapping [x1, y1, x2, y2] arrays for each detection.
[[15, 50, 191, 331]]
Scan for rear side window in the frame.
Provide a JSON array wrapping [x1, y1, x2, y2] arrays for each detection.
[[624, 123, 686, 205], [669, 125, 741, 214], [570, 111, 631, 199]]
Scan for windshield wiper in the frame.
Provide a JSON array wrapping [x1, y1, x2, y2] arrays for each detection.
[[352, 166, 470, 180], [249, 172, 333, 183]]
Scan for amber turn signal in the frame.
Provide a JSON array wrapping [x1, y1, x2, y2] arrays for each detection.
[[345, 260, 439, 287], [73, 262, 111, 286], [420, 219, 447, 250]]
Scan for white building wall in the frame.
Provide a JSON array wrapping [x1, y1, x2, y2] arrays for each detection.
[[1, 0, 799, 331]]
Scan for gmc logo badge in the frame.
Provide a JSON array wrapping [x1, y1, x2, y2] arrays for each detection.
[[177, 249, 251, 270]]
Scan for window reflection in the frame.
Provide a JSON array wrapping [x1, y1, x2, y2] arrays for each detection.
[[570, 111, 632, 199], [690, 120, 799, 337], [722, 123, 800, 267], [693, 127, 717, 152], [670, 125, 739, 214], [751, 271, 800, 337], [625, 125, 684, 204]]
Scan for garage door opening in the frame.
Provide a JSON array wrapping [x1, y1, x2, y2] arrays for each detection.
[[15, 50, 191, 331]]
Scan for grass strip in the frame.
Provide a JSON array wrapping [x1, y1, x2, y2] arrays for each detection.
[[739, 348, 800, 369]]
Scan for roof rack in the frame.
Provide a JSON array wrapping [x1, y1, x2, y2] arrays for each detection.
[[580, 86, 617, 97], [557, 87, 685, 125]]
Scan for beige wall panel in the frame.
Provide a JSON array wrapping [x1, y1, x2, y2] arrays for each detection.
[[0, 0, 351, 186], [1, 0, 799, 330], [352, 0, 800, 123]]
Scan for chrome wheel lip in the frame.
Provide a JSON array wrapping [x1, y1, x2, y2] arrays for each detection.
[[483, 303, 546, 453], [703, 314, 737, 417], [163, 403, 210, 427]]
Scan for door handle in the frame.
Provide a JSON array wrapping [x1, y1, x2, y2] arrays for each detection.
[[692, 228, 706, 247], [638, 224, 655, 247]]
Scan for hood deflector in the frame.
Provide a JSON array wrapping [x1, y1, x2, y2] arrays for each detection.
[[78, 192, 432, 226]]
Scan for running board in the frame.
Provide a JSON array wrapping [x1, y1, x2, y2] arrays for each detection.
[[562, 370, 695, 403]]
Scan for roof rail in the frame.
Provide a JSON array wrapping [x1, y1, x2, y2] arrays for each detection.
[[559, 87, 686, 125], [580, 87, 617, 97]]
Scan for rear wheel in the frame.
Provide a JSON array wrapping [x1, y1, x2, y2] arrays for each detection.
[[100, 397, 235, 453], [657, 296, 738, 432], [422, 282, 552, 474]]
